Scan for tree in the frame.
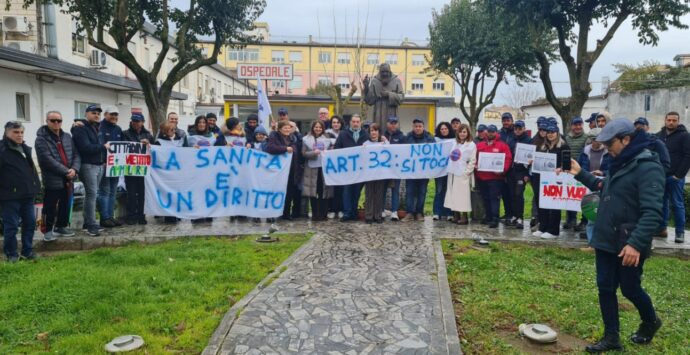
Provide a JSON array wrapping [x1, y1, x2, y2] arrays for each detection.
[[612, 61, 690, 92], [501, 81, 543, 109], [427, 0, 545, 128], [306, 82, 358, 117], [17, 0, 265, 133], [492, 0, 690, 128]]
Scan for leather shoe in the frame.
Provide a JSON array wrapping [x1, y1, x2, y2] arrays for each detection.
[[631, 318, 662, 344], [585, 334, 622, 353]]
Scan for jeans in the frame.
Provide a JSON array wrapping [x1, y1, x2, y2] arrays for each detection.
[[595, 249, 657, 336], [662, 176, 685, 236], [97, 176, 119, 220], [79, 163, 103, 227], [478, 180, 502, 221], [433, 176, 451, 217], [342, 183, 363, 219], [43, 188, 71, 231], [586, 221, 594, 243], [406, 179, 429, 215], [2, 198, 35, 258], [384, 179, 401, 212]]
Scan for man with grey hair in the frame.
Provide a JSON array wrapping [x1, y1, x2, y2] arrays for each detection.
[[363, 63, 405, 128], [318, 107, 331, 129], [0, 121, 41, 262], [35, 111, 81, 242]]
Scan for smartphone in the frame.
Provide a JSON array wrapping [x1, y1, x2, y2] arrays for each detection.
[[561, 150, 572, 171]]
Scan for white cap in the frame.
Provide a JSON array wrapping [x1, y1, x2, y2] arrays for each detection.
[[103, 105, 120, 114]]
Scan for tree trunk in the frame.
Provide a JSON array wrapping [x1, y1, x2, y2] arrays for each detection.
[[138, 77, 170, 136]]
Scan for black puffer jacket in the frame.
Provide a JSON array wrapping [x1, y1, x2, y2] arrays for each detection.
[[35, 126, 81, 190], [0, 139, 41, 201], [657, 124, 690, 178], [122, 126, 155, 145], [71, 119, 106, 165]]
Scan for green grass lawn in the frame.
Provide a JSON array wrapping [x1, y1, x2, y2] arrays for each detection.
[[443, 240, 690, 354], [0, 235, 309, 354]]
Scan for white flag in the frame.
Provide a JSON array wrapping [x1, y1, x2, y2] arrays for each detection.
[[256, 75, 272, 131]]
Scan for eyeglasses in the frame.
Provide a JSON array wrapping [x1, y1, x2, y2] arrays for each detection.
[[49, 119, 63, 123]]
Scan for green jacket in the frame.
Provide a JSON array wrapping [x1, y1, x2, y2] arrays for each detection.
[[575, 149, 664, 255], [565, 131, 588, 158]]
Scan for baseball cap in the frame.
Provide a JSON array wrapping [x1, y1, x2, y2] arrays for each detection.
[[477, 124, 487, 132], [278, 108, 288, 115], [586, 113, 597, 123], [515, 120, 525, 128], [130, 112, 145, 121], [387, 116, 399, 123], [634, 117, 649, 126], [571, 116, 584, 125], [451, 117, 461, 124], [102, 105, 119, 114], [538, 122, 549, 130], [545, 123, 559, 133], [85, 104, 102, 113], [596, 118, 635, 143], [501, 112, 513, 121], [412, 118, 424, 124], [487, 124, 498, 132]]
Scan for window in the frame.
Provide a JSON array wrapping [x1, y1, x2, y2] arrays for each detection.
[[271, 50, 285, 63], [337, 52, 351, 64], [412, 54, 425, 66], [432, 80, 445, 91], [289, 51, 302, 63], [74, 101, 98, 120], [71, 18, 86, 54], [367, 53, 379, 65], [385, 54, 398, 65], [228, 49, 259, 62], [318, 76, 332, 85], [271, 80, 285, 88], [289, 76, 303, 89], [337, 77, 351, 90], [411, 79, 424, 91], [318, 51, 331, 64], [16, 93, 29, 121]]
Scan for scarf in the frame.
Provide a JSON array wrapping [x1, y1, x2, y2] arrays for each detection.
[[351, 128, 361, 142], [609, 131, 651, 177]]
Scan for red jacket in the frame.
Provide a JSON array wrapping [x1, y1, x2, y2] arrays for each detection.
[[475, 138, 513, 181]]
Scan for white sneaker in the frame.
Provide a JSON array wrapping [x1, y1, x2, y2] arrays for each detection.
[[383, 209, 392, 218], [447, 216, 454, 221], [433, 215, 440, 221], [540, 232, 558, 239], [338, 212, 344, 218], [532, 231, 543, 237], [308, 212, 312, 218], [391, 211, 400, 221], [327, 212, 335, 219]]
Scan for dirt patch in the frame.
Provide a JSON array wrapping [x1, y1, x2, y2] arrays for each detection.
[[498, 329, 589, 354]]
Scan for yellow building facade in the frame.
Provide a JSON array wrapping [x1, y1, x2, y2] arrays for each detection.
[[200, 40, 455, 98]]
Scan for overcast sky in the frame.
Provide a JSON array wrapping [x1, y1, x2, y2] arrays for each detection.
[[176, 0, 690, 104]]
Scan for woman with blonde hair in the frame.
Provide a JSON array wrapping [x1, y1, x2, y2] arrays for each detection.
[[444, 124, 477, 224]]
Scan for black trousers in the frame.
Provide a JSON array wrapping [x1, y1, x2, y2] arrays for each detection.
[[43, 188, 70, 230], [329, 186, 343, 213], [125, 176, 146, 220], [283, 175, 301, 218], [510, 172, 527, 220], [538, 208, 561, 235], [531, 175, 540, 220]]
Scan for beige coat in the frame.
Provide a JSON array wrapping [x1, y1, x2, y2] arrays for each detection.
[[444, 141, 477, 212], [301, 135, 334, 198]]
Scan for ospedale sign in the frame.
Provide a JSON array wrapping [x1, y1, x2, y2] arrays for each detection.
[[237, 63, 294, 80]]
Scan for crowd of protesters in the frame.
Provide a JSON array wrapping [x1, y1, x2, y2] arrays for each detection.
[[1, 105, 688, 263]]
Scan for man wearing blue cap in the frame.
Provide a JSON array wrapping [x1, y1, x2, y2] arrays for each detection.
[[634, 117, 671, 176], [475, 124, 513, 228], [474, 124, 487, 144], [586, 113, 598, 130], [71, 104, 107, 236], [122, 113, 154, 225], [97, 106, 124, 229], [505, 120, 532, 228], [564, 116, 588, 231], [568, 118, 664, 352]]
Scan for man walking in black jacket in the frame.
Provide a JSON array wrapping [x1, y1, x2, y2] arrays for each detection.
[[35, 111, 80, 242], [0, 121, 41, 262], [656, 111, 690, 243], [335, 114, 369, 221]]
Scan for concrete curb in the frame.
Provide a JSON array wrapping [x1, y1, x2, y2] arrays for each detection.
[[201, 233, 319, 355], [433, 239, 463, 355]]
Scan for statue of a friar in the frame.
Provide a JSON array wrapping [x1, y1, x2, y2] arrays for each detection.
[[363, 63, 405, 128]]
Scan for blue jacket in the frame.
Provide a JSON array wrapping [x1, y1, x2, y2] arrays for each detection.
[[405, 131, 435, 144], [384, 129, 406, 144], [71, 119, 106, 165], [645, 132, 671, 176], [99, 119, 123, 144], [578, 145, 611, 176]]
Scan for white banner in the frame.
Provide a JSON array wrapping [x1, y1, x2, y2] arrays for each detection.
[[322, 141, 453, 185], [144, 146, 292, 218], [538, 172, 590, 212]]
